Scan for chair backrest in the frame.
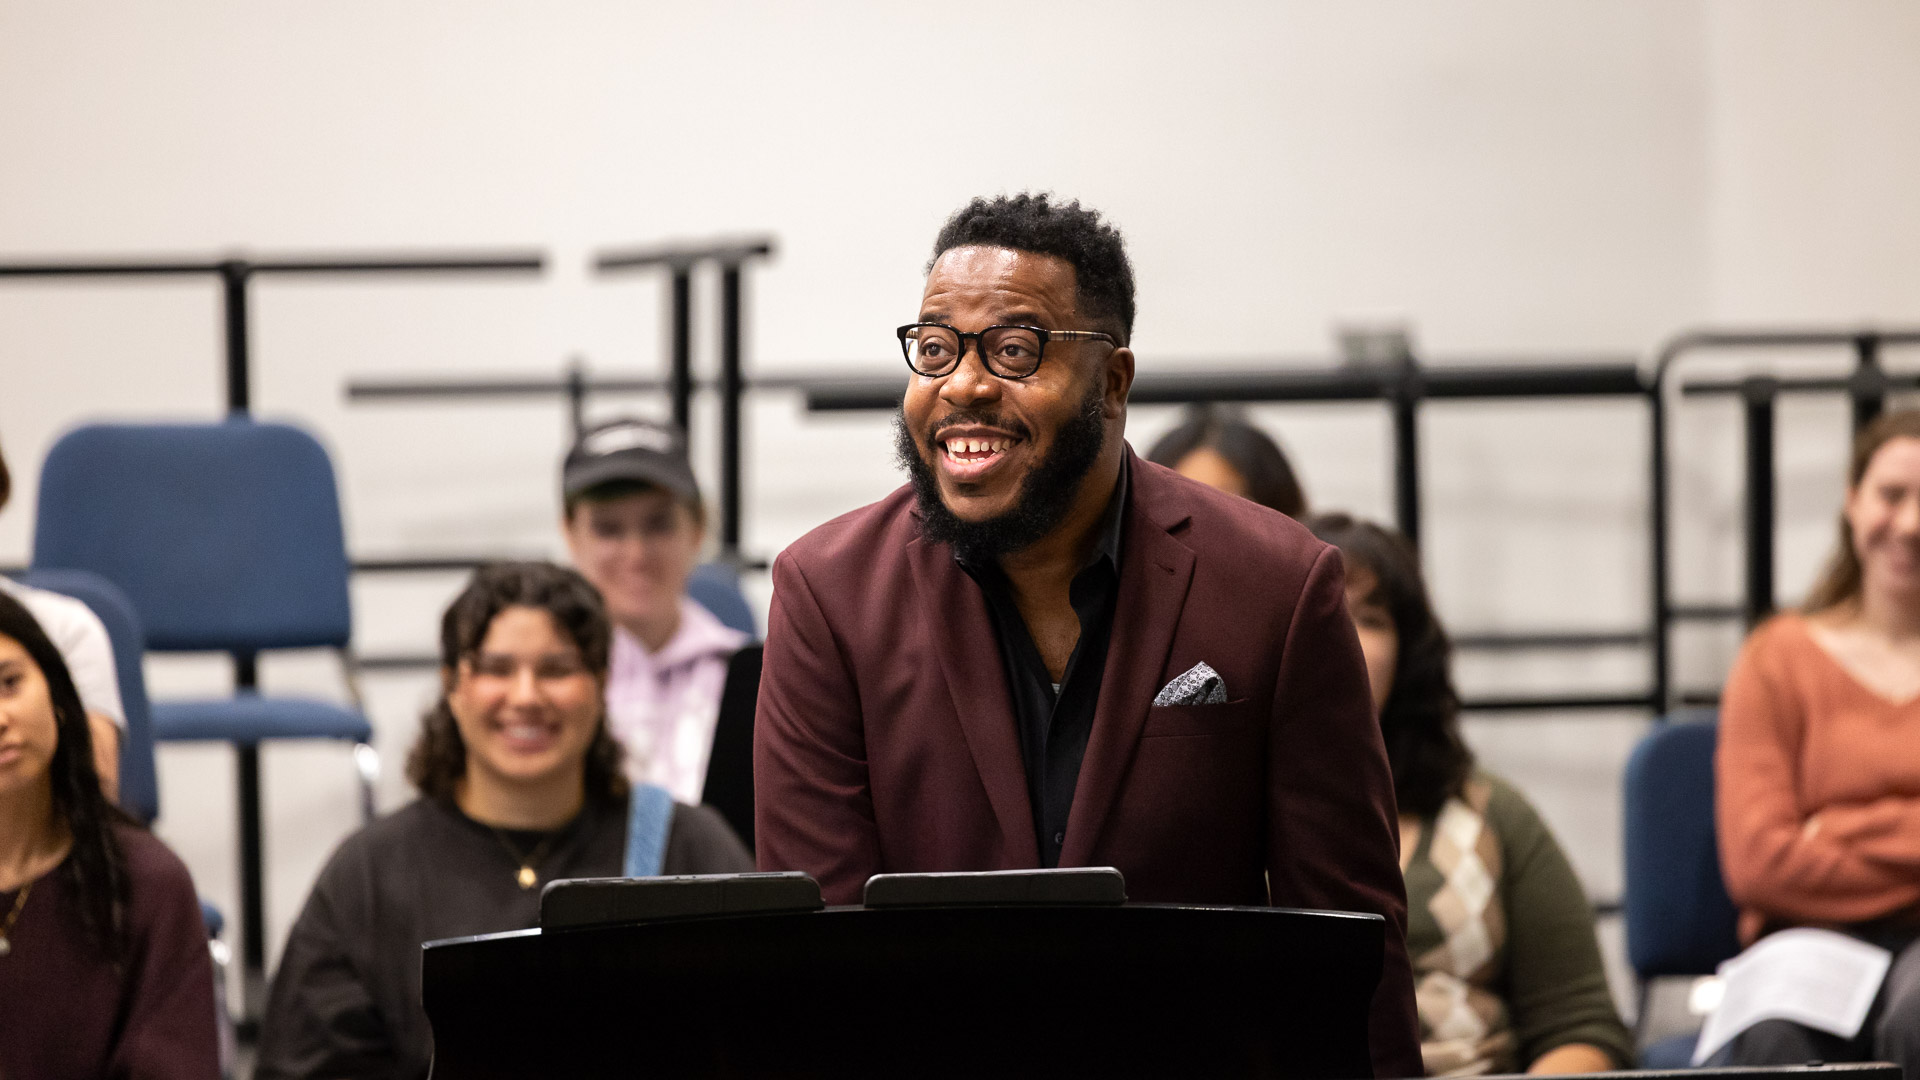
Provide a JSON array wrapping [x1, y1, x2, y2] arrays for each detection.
[[32, 420, 353, 653], [687, 562, 756, 638], [1622, 711, 1743, 978], [14, 568, 160, 823]]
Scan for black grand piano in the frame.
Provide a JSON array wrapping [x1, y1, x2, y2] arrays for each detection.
[[421, 869, 1384, 1078]]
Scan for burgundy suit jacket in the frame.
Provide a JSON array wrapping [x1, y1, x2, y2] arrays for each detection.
[[754, 450, 1422, 1077]]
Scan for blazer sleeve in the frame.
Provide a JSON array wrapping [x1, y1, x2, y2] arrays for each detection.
[[1716, 626, 1920, 928], [1265, 545, 1423, 1079], [753, 547, 884, 904]]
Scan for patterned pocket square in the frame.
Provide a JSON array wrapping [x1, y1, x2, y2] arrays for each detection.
[[1153, 662, 1229, 706]]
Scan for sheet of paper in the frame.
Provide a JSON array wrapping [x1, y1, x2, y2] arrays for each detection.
[[1692, 927, 1893, 1065]]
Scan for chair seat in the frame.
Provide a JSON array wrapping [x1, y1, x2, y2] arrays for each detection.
[[152, 694, 372, 744], [1641, 1031, 1700, 1069]]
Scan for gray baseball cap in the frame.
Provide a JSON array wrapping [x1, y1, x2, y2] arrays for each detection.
[[562, 418, 700, 502]]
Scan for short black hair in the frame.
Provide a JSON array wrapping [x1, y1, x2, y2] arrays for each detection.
[[931, 193, 1136, 345]]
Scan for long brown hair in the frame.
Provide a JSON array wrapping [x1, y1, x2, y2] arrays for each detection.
[[405, 562, 628, 808], [1803, 410, 1920, 613], [0, 590, 134, 962]]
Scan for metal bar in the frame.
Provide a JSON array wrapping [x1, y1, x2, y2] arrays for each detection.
[[718, 263, 744, 557], [1670, 603, 1743, 621], [347, 376, 671, 400], [1853, 335, 1886, 432], [0, 253, 543, 276], [1392, 366, 1421, 544], [220, 261, 251, 414], [1459, 693, 1654, 712], [1682, 373, 1920, 396], [594, 238, 775, 272], [1451, 630, 1650, 651], [232, 651, 265, 1025], [1649, 385, 1670, 713], [565, 360, 586, 438], [248, 253, 543, 274], [0, 260, 222, 276], [670, 268, 693, 433], [802, 363, 1646, 412], [1743, 377, 1778, 626]]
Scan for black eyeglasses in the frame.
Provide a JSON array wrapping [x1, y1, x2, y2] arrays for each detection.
[[896, 323, 1117, 379]]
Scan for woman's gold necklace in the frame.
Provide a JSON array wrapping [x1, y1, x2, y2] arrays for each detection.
[[0, 879, 34, 958], [489, 828, 558, 890]]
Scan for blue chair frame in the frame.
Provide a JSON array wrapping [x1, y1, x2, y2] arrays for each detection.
[[1622, 712, 1743, 1065], [32, 418, 378, 1026]]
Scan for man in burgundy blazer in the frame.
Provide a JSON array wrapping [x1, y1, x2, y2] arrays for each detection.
[[755, 194, 1421, 1077]]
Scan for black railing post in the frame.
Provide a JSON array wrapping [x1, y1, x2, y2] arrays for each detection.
[[1851, 334, 1886, 433], [1390, 362, 1422, 545], [220, 260, 252, 414], [670, 266, 694, 434], [718, 263, 744, 559], [1648, 381, 1670, 714], [1742, 376, 1779, 627], [231, 650, 265, 1028], [565, 358, 587, 438]]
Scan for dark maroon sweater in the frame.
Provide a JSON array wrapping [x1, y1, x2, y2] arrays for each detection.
[[0, 822, 218, 1080]]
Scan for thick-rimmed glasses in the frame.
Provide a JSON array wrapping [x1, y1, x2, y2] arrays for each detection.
[[896, 323, 1117, 379]]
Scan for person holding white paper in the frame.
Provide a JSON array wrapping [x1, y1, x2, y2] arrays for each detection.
[[1718, 409, 1920, 1070]]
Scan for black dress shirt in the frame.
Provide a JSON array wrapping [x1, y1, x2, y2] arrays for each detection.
[[958, 464, 1127, 868]]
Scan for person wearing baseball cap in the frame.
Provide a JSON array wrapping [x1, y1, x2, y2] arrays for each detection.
[[560, 418, 749, 818]]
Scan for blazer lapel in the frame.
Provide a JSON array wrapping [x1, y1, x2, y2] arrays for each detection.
[[906, 529, 1041, 866], [1060, 471, 1196, 868]]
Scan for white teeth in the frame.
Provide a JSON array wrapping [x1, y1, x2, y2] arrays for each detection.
[[945, 436, 1014, 457]]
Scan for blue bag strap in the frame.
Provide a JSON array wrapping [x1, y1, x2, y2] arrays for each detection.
[[623, 783, 676, 878]]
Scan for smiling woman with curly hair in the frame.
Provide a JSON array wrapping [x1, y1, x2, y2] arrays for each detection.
[[256, 561, 752, 1080]]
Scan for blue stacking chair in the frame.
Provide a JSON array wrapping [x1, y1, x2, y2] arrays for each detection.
[[688, 562, 757, 638], [1622, 712, 1744, 1067], [32, 419, 378, 1027], [12, 568, 236, 1073], [13, 568, 160, 823]]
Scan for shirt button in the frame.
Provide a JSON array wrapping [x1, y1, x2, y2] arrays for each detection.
[[1053, 832, 1065, 846]]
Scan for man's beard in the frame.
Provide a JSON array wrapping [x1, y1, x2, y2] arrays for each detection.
[[894, 383, 1108, 563]]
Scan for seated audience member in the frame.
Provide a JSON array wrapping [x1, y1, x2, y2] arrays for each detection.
[[255, 562, 752, 1080], [1309, 513, 1632, 1076], [0, 590, 219, 1078], [1143, 403, 1308, 518], [0, 439, 126, 799], [559, 420, 756, 819], [1717, 409, 1920, 1072]]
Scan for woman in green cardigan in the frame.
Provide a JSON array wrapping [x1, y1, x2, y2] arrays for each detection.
[[1309, 513, 1633, 1077]]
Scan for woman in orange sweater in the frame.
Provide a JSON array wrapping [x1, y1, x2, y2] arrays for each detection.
[[1718, 408, 1920, 1070]]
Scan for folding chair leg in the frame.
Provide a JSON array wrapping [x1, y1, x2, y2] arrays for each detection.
[[353, 742, 380, 823], [235, 742, 267, 1034]]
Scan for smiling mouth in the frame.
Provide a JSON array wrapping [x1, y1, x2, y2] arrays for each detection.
[[496, 720, 559, 753], [942, 435, 1018, 463]]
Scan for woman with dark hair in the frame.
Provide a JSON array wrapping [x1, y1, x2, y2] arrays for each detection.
[[1716, 409, 1920, 1072], [1143, 404, 1307, 518], [0, 590, 218, 1078], [255, 562, 752, 1080], [1308, 514, 1629, 1076]]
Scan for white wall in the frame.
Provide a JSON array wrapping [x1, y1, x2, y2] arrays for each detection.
[[4, 0, 1919, 1020]]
